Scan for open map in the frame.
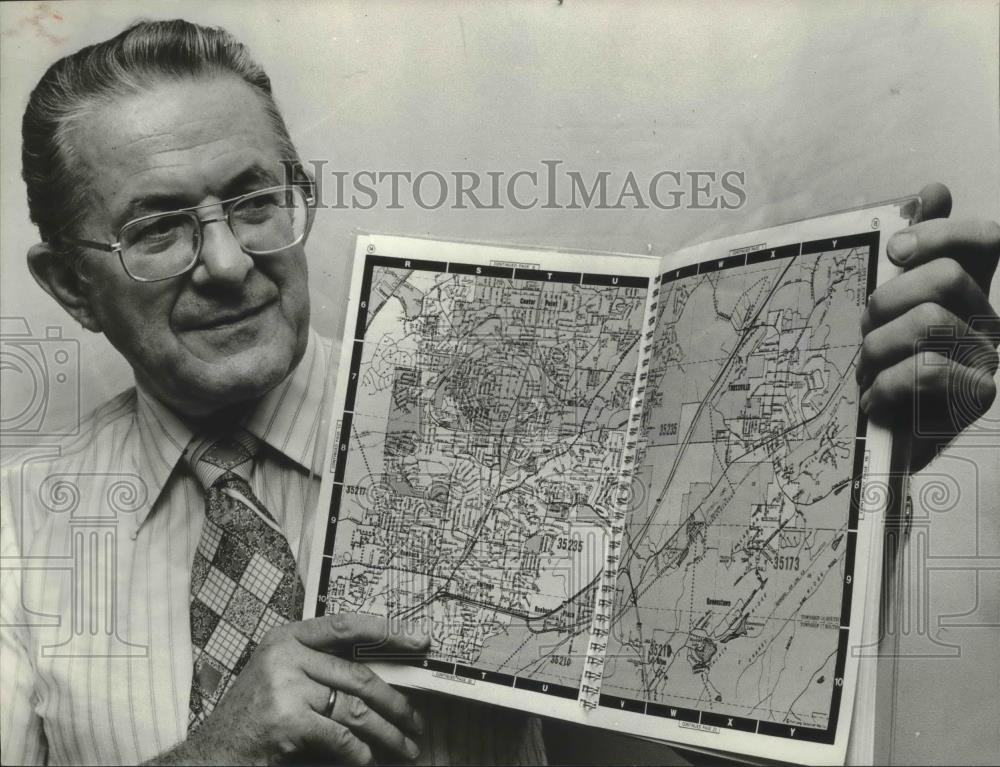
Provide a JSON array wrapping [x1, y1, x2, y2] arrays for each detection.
[[319, 257, 649, 693], [599, 236, 874, 738], [307, 209, 911, 764]]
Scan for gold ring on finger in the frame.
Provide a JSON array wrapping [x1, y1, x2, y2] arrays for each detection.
[[324, 688, 338, 718]]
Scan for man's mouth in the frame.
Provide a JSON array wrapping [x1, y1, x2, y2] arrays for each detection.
[[186, 299, 275, 331]]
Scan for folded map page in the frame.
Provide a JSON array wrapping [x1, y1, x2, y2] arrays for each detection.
[[304, 199, 917, 765]]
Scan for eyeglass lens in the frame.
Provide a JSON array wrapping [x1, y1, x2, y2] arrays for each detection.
[[118, 187, 307, 280]]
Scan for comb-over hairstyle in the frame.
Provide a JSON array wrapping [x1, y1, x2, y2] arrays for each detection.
[[22, 18, 300, 245]]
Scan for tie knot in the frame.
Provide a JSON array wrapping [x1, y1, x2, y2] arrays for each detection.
[[185, 429, 260, 490]]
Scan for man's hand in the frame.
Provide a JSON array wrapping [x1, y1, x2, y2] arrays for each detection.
[[147, 613, 428, 766], [858, 182, 1000, 472]]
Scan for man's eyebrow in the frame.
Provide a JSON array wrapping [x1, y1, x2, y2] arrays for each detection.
[[113, 166, 283, 231], [115, 194, 193, 230], [220, 166, 282, 196]]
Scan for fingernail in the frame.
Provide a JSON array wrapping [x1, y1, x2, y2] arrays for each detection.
[[412, 709, 425, 735], [408, 632, 430, 650], [408, 625, 431, 648], [887, 232, 917, 265], [859, 388, 872, 413], [403, 619, 431, 643], [405, 737, 420, 760]]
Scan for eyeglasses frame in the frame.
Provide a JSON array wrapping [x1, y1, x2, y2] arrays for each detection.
[[56, 184, 315, 283]]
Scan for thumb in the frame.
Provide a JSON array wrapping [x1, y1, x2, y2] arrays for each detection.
[[915, 182, 952, 223]]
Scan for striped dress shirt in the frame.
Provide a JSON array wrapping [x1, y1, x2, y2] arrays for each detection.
[[1, 329, 546, 766]]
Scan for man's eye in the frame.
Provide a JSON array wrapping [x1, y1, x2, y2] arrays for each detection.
[[143, 218, 181, 237], [125, 216, 188, 252], [233, 193, 281, 223]]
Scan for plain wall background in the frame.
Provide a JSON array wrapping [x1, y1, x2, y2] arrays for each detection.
[[1, 1, 998, 764]]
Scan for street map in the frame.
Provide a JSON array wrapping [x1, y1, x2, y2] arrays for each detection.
[[599, 239, 873, 736], [307, 210, 911, 764], [321, 258, 648, 692]]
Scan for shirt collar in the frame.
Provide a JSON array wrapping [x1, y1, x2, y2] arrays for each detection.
[[242, 327, 334, 474], [132, 328, 335, 530]]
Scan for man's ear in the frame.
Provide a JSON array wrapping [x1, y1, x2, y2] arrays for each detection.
[[26, 242, 102, 332]]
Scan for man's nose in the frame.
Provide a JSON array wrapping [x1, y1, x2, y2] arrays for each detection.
[[189, 217, 254, 287]]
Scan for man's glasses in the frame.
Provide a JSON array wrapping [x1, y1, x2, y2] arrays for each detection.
[[59, 185, 313, 282]]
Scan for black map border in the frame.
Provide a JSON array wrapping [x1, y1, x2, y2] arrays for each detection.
[[314, 230, 880, 747]]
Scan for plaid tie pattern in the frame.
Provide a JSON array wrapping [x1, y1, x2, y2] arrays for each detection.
[[185, 430, 304, 730]]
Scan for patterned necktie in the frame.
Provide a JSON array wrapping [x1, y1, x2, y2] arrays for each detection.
[[185, 429, 304, 731]]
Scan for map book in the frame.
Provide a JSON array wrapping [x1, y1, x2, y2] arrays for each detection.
[[304, 199, 918, 765]]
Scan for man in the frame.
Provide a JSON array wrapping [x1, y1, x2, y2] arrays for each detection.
[[2, 17, 997, 767], [3, 20, 545, 766]]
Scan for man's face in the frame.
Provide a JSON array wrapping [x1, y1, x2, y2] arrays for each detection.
[[67, 75, 310, 417]]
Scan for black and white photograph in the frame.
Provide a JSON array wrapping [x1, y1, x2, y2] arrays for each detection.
[[1, 2, 998, 765]]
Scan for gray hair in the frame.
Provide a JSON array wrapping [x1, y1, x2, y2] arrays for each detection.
[[21, 18, 301, 246]]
